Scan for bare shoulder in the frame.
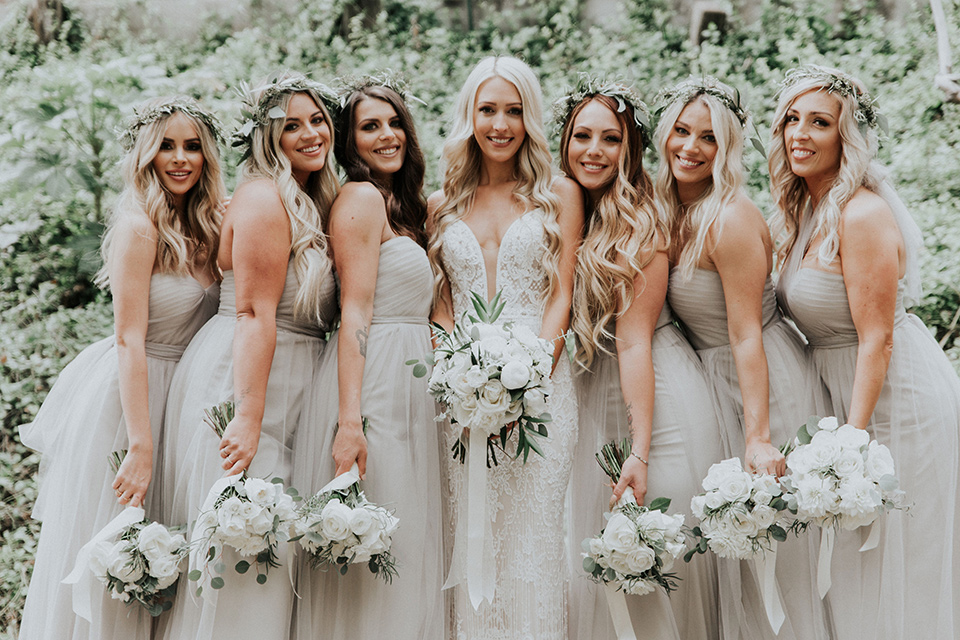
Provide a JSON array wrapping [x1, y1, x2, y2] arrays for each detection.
[[427, 190, 444, 215], [551, 175, 582, 201], [841, 187, 895, 233], [113, 209, 158, 244], [331, 181, 387, 230], [714, 192, 766, 245]]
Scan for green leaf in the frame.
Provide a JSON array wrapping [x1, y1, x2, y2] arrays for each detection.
[[256, 573, 268, 584], [235, 560, 251, 574], [648, 497, 671, 512], [878, 474, 899, 492], [770, 524, 787, 542], [188, 569, 202, 581], [207, 546, 216, 562], [211, 577, 225, 590], [413, 363, 427, 378], [582, 556, 597, 573], [683, 547, 698, 563], [404, 359, 419, 365]]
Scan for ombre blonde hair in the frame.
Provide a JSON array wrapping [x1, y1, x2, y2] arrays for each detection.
[[560, 95, 666, 368], [654, 83, 747, 280], [97, 96, 226, 289], [240, 73, 339, 324], [768, 67, 882, 265], [428, 56, 563, 307]]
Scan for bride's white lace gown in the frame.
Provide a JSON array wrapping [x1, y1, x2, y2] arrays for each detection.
[[440, 209, 578, 640]]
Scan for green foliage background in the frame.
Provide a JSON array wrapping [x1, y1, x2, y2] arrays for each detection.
[[0, 0, 958, 634]]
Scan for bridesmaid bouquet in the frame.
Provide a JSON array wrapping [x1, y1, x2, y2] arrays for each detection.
[[686, 457, 791, 561], [187, 401, 300, 595], [63, 451, 188, 617], [292, 463, 399, 583], [780, 416, 903, 532], [415, 290, 554, 463], [582, 440, 686, 596]]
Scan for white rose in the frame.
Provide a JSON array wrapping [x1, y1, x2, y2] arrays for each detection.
[[510, 325, 540, 349], [864, 440, 896, 483], [449, 352, 472, 376], [587, 536, 608, 559], [137, 522, 175, 563], [217, 497, 248, 539], [707, 532, 753, 559], [787, 447, 815, 475], [702, 458, 744, 492], [451, 393, 479, 427], [835, 424, 870, 452], [500, 361, 532, 390], [752, 504, 777, 530], [717, 471, 753, 504], [108, 546, 144, 583], [247, 505, 276, 536], [479, 335, 509, 358], [476, 380, 511, 417], [623, 578, 657, 596], [728, 510, 761, 538], [156, 567, 179, 590], [504, 339, 535, 366], [817, 416, 840, 432], [690, 494, 708, 515], [753, 490, 773, 507], [148, 555, 180, 580], [796, 476, 839, 520], [349, 507, 377, 537], [837, 474, 881, 523], [464, 366, 489, 389], [88, 539, 116, 578], [624, 544, 656, 574], [450, 372, 475, 398], [704, 491, 725, 510], [808, 432, 842, 469], [834, 449, 865, 478], [320, 499, 353, 542], [601, 513, 638, 555], [752, 473, 781, 496], [242, 477, 275, 506]]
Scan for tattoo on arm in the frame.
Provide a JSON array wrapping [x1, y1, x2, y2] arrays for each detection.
[[356, 326, 369, 358], [625, 403, 634, 431]]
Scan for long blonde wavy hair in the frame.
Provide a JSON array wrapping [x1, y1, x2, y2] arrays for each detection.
[[768, 69, 882, 265], [560, 95, 666, 368], [97, 97, 225, 289], [240, 75, 339, 324], [654, 88, 746, 280], [427, 56, 563, 308]]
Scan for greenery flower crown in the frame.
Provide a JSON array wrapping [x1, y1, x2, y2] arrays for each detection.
[[118, 98, 224, 152], [654, 76, 749, 127], [230, 74, 338, 163], [553, 73, 652, 145], [779, 65, 888, 135], [335, 69, 426, 111]]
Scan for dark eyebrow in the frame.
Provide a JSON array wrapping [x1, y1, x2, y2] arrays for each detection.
[[675, 119, 712, 134], [286, 110, 324, 123]]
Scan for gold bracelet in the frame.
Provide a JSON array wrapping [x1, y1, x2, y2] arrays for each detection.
[[631, 452, 648, 465]]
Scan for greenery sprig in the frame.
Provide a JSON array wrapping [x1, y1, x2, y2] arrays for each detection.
[[230, 74, 338, 163], [336, 69, 426, 110], [117, 98, 224, 152], [553, 73, 652, 143], [779, 64, 889, 136]]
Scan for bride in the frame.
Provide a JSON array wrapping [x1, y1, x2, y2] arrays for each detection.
[[427, 55, 583, 639]]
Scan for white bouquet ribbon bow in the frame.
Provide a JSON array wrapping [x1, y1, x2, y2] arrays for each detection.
[[62, 505, 145, 621]]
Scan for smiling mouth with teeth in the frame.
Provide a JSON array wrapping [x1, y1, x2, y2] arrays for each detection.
[[299, 144, 322, 153], [375, 147, 400, 155], [676, 157, 703, 168]]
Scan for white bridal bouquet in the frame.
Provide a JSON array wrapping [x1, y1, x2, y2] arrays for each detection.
[[781, 416, 903, 532], [582, 440, 686, 596], [62, 451, 188, 618], [292, 460, 399, 583], [187, 401, 300, 595], [413, 290, 554, 463], [686, 457, 791, 561]]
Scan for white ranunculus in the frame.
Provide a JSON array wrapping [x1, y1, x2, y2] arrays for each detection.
[[835, 423, 870, 451], [523, 387, 548, 417], [137, 522, 174, 562], [817, 416, 840, 432], [864, 440, 896, 482], [320, 499, 353, 542], [601, 513, 638, 555], [500, 361, 531, 390], [464, 366, 489, 389]]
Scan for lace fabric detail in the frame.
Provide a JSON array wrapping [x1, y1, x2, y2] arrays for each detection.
[[439, 210, 577, 639]]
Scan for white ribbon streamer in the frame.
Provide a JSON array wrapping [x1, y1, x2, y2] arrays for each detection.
[[753, 542, 785, 633], [859, 521, 881, 552], [817, 526, 836, 598], [604, 582, 638, 640], [62, 505, 145, 621], [319, 463, 361, 494], [465, 427, 494, 609]]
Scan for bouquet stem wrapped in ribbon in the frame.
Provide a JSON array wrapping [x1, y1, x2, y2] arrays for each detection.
[[416, 291, 555, 609], [62, 450, 189, 619], [779, 416, 904, 598], [582, 440, 686, 640]]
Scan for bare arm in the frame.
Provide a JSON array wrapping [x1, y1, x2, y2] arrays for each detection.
[[712, 198, 784, 476], [840, 193, 902, 429], [330, 183, 387, 479], [109, 214, 158, 508], [542, 177, 585, 367], [426, 190, 454, 333], [611, 250, 669, 507], [218, 181, 290, 476]]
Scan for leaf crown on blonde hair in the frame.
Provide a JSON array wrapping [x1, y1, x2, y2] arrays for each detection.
[[118, 97, 223, 152], [779, 64, 888, 135], [553, 73, 651, 142], [654, 76, 749, 126], [231, 74, 339, 162]]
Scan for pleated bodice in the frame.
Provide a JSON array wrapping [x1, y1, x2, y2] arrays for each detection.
[[371, 236, 432, 324], [145, 274, 219, 359], [668, 268, 780, 349]]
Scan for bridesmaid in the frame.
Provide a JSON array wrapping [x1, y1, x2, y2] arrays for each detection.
[[771, 64, 960, 640], [654, 77, 830, 640], [291, 74, 444, 640], [18, 97, 225, 640], [158, 73, 339, 640], [559, 77, 723, 640]]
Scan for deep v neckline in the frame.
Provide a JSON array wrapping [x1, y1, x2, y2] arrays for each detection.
[[455, 209, 536, 302]]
